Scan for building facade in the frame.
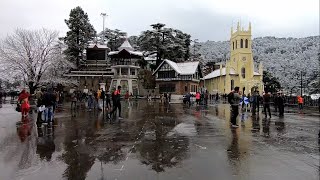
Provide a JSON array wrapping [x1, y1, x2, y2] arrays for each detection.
[[203, 22, 263, 95], [108, 40, 143, 95], [64, 44, 113, 91], [153, 60, 202, 95]]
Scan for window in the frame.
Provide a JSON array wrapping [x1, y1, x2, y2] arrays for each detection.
[[233, 42, 234, 50], [240, 39, 243, 48], [236, 40, 237, 49], [231, 79, 234, 91], [159, 84, 175, 93], [122, 68, 128, 76], [245, 39, 248, 48], [158, 70, 175, 78], [131, 69, 135, 75], [241, 68, 246, 78]]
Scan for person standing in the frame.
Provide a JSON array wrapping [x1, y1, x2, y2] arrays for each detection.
[[105, 90, 112, 110], [215, 93, 219, 102], [97, 88, 102, 110], [276, 92, 285, 117], [297, 96, 303, 110], [185, 92, 191, 107], [204, 91, 209, 105], [108, 86, 123, 120], [263, 91, 271, 118], [229, 87, 241, 128], [42, 88, 56, 126], [87, 89, 94, 111], [195, 92, 201, 105], [273, 93, 278, 112], [71, 91, 77, 110], [124, 90, 130, 107], [164, 93, 168, 104]]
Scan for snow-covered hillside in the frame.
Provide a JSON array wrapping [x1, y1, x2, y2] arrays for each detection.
[[198, 36, 320, 93]]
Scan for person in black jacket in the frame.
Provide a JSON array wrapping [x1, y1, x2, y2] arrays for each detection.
[[108, 86, 123, 120], [42, 89, 56, 126], [276, 92, 285, 117]]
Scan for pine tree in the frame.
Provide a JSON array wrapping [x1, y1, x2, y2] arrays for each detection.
[[137, 23, 191, 66], [64, 6, 96, 68]]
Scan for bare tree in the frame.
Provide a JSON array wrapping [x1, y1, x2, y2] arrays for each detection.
[[0, 28, 75, 94]]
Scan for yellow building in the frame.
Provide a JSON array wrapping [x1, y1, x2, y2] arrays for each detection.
[[203, 22, 263, 95]]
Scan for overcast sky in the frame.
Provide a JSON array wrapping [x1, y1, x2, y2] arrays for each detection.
[[0, 0, 319, 41]]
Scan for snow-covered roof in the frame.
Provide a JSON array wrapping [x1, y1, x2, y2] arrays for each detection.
[[177, 61, 200, 75], [144, 56, 157, 61], [108, 50, 143, 56], [153, 59, 200, 75], [87, 44, 109, 49], [254, 72, 261, 75], [203, 68, 237, 80], [118, 39, 134, 51]]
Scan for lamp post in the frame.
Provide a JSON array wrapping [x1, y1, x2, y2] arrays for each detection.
[[300, 71, 303, 96], [100, 13, 107, 44]]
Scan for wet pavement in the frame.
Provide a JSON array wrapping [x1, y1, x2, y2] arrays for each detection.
[[0, 100, 319, 180]]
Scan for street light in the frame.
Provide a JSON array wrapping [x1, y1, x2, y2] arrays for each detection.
[[100, 13, 107, 44]]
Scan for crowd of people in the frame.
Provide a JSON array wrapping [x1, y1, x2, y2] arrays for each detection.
[[68, 86, 134, 121], [227, 87, 289, 127]]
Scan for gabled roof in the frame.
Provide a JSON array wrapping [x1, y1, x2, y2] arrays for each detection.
[[153, 59, 200, 75], [108, 49, 143, 56], [118, 39, 134, 51], [87, 44, 109, 49]]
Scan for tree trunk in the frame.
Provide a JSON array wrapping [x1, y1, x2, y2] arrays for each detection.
[[28, 81, 37, 95]]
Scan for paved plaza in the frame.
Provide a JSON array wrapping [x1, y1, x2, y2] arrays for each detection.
[[0, 100, 319, 180]]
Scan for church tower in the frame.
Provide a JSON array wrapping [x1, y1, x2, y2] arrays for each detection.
[[229, 22, 254, 81]]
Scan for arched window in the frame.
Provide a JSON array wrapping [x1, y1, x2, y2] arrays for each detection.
[[232, 42, 234, 50], [241, 68, 246, 78], [236, 40, 237, 49], [245, 39, 248, 48], [240, 39, 243, 48], [231, 79, 234, 91]]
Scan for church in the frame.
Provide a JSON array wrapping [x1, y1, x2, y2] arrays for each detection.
[[203, 22, 264, 95]]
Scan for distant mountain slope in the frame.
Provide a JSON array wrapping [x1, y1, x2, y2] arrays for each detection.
[[198, 36, 320, 93]]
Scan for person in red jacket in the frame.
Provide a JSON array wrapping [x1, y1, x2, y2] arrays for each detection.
[[108, 86, 123, 120], [18, 89, 30, 117], [195, 92, 201, 105]]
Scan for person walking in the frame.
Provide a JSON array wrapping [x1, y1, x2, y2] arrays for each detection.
[[18, 89, 30, 117], [229, 87, 241, 128], [108, 86, 123, 120], [263, 91, 271, 118]]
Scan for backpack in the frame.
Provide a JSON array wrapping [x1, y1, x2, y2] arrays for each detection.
[[227, 92, 234, 104]]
